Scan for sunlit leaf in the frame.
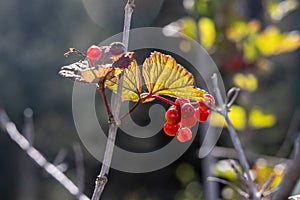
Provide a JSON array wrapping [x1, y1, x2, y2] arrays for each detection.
[[243, 37, 259, 61], [253, 158, 273, 183], [106, 59, 142, 102], [179, 17, 197, 39], [249, 107, 276, 129], [209, 112, 225, 128], [226, 21, 248, 42], [226, 20, 260, 42], [266, 0, 298, 21], [198, 17, 216, 49], [233, 73, 258, 92], [59, 60, 122, 84], [272, 163, 286, 187], [210, 105, 246, 131], [195, 0, 209, 15], [253, 158, 285, 188], [213, 160, 238, 181], [59, 43, 132, 84], [142, 51, 207, 102], [81, 66, 121, 83], [255, 26, 300, 56]]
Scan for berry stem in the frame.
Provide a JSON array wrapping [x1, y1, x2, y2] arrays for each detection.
[[98, 82, 114, 123], [120, 98, 142, 121], [151, 95, 177, 106]]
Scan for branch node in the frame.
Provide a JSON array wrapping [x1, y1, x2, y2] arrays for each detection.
[[96, 176, 108, 186]]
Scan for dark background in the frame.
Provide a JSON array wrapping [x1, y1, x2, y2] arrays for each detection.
[[0, 0, 299, 199]]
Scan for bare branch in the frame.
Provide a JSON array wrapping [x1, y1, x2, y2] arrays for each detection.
[[90, 1, 135, 200], [0, 109, 89, 200], [211, 73, 260, 200]]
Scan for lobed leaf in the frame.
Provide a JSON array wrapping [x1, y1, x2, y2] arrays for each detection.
[[142, 51, 207, 102], [106, 59, 142, 102]]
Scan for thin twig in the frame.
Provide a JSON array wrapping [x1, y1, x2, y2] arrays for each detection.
[[23, 108, 34, 143], [120, 98, 142, 121], [122, 0, 135, 52], [73, 143, 85, 199], [230, 160, 249, 191], [226, 87, 240, 108], [259, 174, 275, 197], [288, 194, 300, 200], [0, 109, 90, 200], [53, 149, 68, 171], [210, 146, 288, 165], [276, 108, 300, 157], [90, 1, 135, 200], [262, 186, 279, 197], [211, 74, 260, 200]]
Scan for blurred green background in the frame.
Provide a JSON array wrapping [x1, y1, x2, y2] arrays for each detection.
[[0, 0, 299, 199]]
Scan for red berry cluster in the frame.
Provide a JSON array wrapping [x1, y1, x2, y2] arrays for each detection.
[[86, 42, 126, 66], [163, 94, 215, 143]]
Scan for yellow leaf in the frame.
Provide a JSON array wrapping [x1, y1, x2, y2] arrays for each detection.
[[228, 105, 247, 130], [255, 26, 300, 56], [209, 112, 225, 128], [243, 41, 258, 61], [81, 66, 120, 84], [210, 105, 246, 131], [142, 51, 207, 102], [233, 73, 258, 92], [249, 107, 276, 129], [279, 31, 300, 53], [180, 17, 197, 39], [198, 17, 216, 49], [226, 21, 248, 42], [106, 51, 208, 103], [213, 160, 238, 181], [266, 0, 298, 21], [106, 60, 142, 102]]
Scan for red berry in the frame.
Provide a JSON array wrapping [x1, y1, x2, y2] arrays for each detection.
[[165, 106, 181, 125], [195, 108, 210, 122], [204, 94, 215, 106], [198, 94, 215, 111], [198, 101, 210, 111], [163, 122, 180, 136], [175, 98, 189, 106], [177, 127, 192, 142], [181, 116, 197, 128], [181, 103, 195, 119], [109, 42, 126, 57], [86, 45, 102, 60]]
